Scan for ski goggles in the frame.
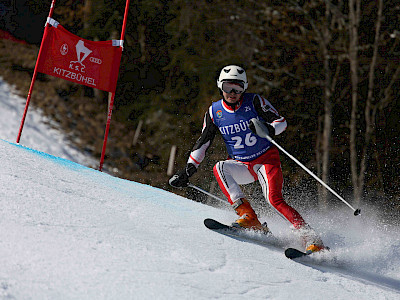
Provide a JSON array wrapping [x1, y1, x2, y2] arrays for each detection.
[[222, 82, 245, 94]]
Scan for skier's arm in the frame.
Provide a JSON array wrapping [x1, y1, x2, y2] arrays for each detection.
[[187, 107, 218, 167], [253, 95, 287, 136]]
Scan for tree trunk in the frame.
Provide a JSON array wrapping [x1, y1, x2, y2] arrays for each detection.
[[321, 81, 332, 208], [84, 0, 92, 37], [317, 3, 335, 209], [349, 0, 384, 206], [348, 0, 362, 204]]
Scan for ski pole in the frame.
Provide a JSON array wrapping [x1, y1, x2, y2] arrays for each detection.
[[251, 118, 361, 216], [188, 183, 228, 205]]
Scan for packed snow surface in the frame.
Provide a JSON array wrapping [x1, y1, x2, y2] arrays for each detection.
[[1, 78, 400, 299], [0, 78, 95, 167]]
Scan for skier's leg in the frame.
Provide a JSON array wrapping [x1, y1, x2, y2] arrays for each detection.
[[256, 162, 306, 229], [213, 160, 265, 230], [213, 160, 254, 204], [255, 149, 325, 250]]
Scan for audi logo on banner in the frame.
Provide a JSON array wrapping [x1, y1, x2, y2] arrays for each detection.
[[90, 57, 102, 64]]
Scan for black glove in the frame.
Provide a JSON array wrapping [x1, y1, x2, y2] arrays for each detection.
[[249, 119, 275, 137], [169, 163, 197, 188]]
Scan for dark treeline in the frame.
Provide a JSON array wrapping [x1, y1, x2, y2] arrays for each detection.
[[1, 0, 399, 211]]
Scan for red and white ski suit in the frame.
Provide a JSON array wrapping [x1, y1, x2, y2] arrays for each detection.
[[187, 93, 306, 229]]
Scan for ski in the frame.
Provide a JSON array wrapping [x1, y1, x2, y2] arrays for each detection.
[[285, 247, 330, 260], [204, 218, 238, 231], [204, 218, 279, 249], [204, 218, 270, 235], [284, 248, 310, 259], [205, 219, 329, 260]]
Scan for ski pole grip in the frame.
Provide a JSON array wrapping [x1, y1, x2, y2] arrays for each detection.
[[250, 118, 271, 140]]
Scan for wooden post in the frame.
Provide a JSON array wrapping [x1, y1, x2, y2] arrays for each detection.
[[132, 119, 143, 146], [167, 145, 177, 176], [99, 92, 114, 171]]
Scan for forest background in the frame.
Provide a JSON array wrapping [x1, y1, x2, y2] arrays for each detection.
[[0, 0, 399, 216]]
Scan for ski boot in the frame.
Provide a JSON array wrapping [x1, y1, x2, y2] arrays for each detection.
[[297, 224, 327, 254], [305, 243, 326, 254], [231, 198, 270, 234]]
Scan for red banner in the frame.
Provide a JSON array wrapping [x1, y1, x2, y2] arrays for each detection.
[[37, 23, 122, 93]]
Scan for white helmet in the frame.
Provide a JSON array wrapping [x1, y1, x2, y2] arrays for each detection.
[[217, 65, 248, 91]]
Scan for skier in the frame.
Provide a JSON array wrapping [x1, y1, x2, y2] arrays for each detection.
[[169, 65, 325, 254]]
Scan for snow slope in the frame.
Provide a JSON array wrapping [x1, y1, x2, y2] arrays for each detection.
[[1, 141, 400, 299], [0, 78, 95, 167], [1, 78, 400, 299]]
